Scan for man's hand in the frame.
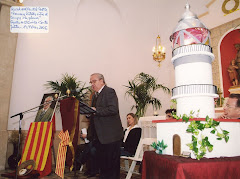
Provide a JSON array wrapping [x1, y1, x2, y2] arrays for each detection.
[[81, 133, 87, 139], [219, 114, 230, 119]]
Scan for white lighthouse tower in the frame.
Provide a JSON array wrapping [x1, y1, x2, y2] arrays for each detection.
[[170, 4, 218, 118]]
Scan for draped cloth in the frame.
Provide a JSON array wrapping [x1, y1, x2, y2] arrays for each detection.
[[55, 130, 70, 178], [142, 151, 240, 179], [60, 97, 80, 170], [19, 121, 53, 177]]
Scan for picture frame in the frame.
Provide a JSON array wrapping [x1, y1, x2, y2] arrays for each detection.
[[34, 92, 60, 122]]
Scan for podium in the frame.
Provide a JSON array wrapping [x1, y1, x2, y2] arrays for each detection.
[[59, 98, 95, 168], [55, 97, 95, 178]]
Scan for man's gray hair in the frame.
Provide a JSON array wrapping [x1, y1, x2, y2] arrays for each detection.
[[45, 96, 53, 102], [91, 73, 106, 84]]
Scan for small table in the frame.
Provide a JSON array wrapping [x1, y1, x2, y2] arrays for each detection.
[[142, 151, 240, 179]]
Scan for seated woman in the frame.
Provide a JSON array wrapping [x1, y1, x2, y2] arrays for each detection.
[[121, 113, 142, 157]]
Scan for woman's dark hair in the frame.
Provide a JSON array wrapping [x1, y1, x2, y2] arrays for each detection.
[[165, 109, 176, 114]]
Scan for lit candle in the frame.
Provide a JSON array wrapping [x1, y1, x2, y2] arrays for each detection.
[[152, 46, 156, 52], [162, 47, 166, 53]]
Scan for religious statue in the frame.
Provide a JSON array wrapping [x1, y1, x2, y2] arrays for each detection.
[[227, 59, 239, 86], [235, 43, 240, 76]]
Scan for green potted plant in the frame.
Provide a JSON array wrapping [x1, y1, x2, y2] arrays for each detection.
[[124, 72, 170, 117], [45, 73, 91, 102], [151, 140, 168, 154]]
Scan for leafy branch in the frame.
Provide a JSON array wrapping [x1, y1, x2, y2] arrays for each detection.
[[174, 112, 229, 160], [172, 110, 199, 122]]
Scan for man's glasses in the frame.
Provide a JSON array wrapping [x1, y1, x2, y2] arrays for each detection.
[[225, 104, 236, 109], [89, 80, 99, 84]]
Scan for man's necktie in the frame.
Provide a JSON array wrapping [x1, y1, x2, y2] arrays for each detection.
[[92, 92, 99, 107], [95, 92, 99, 98], [39, 110, 45, 120]]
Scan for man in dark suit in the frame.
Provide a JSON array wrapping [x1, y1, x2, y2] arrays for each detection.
[[35, 95, 54, 122], [89, 73, 123, 179]]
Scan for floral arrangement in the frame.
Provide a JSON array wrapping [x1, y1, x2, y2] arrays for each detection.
[[151, 140, 168, 154]]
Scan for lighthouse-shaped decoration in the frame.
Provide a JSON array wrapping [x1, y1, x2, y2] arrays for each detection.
[[170, 3, 218, 118]]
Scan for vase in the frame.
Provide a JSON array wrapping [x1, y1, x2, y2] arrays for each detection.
[[162, 149, 166, 154], [155, 149, 166, 155], [8, 143, 21, 169]]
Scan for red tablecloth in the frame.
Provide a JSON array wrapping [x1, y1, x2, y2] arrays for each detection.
[[142, 151, 240, 179]]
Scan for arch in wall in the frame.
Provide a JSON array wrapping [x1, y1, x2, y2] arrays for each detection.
[[173, 134, 181, 156], [218, 27, 240, 97]]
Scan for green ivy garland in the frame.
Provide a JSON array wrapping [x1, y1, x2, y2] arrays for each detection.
[[173, 111, 229, 160]]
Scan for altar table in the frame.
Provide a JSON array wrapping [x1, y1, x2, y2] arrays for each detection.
[[142, 151, 240, 179]]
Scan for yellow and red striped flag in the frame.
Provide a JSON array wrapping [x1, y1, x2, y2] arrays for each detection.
[[19, 122, 52, 171], [55, 130, 70, 179]]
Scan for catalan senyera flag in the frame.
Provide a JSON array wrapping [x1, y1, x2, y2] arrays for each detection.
[[19, 122, 52, 171], [55, 130, 70, 179]]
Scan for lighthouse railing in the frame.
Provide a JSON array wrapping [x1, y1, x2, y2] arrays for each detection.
[[172, 84, 217, 97]]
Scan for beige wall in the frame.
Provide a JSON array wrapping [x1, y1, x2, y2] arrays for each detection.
[[0, 0, 20, 170]]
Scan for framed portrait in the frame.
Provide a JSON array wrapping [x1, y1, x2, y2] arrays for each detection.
[[34, 92, 60, 122]]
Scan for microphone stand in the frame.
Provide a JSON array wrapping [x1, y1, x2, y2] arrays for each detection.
[[10, 94, 68, 179]]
